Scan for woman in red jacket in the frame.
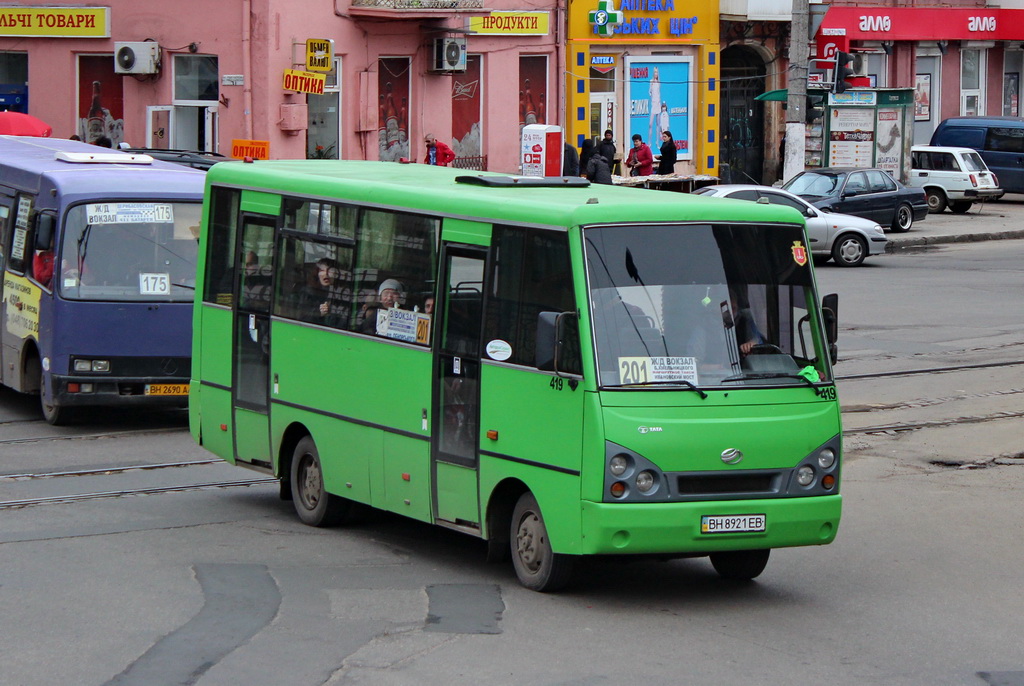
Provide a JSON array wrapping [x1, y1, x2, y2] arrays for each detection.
[[624, 134, 654, 177]]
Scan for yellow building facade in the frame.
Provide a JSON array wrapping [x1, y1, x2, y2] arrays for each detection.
[[566, 0, 720, 175]]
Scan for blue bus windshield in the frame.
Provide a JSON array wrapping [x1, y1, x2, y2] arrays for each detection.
[[58, 201, 201, 302]]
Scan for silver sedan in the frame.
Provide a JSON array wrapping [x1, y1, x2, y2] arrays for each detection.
[[692, 184, 889, 267]]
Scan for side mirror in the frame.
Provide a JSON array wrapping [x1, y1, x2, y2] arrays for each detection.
[[34, 214, 55, 251], [536, 312, 558, 371], [821, 293, 839, 365], [535, 311, 579, 375]]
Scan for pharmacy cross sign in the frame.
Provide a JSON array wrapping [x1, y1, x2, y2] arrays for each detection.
[[589, 0, 623, 36]]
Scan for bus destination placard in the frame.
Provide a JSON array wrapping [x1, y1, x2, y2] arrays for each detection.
[[86, 203, 174, 225]]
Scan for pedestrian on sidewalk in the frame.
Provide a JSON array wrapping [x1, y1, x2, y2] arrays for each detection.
[[423, 134, 456, 166]]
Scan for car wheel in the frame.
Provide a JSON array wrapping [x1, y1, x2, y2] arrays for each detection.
[[925, 189, 947, 213], [949, 201, 973, 214], [831, 234, 867, 267], [891, 203, 913, 233]]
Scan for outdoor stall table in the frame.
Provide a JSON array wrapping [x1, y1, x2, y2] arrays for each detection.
[[612, 173, 719, 193]]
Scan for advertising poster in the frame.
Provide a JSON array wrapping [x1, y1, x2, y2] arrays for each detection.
[[914, 73, 931, 121], [874, 108, 902, 177], [518, 56, 547, 131], [827, 107, 874, 167], [378, 57, 410, 162], [625, 56, 692, 160], [78, 55, 124, 146], [452, 55, 482, 159]]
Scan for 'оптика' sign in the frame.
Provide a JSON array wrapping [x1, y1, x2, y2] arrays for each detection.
[[282, 69, 326, 95]]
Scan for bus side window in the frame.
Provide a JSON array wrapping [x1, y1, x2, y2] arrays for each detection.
[[485, 225, 580, 373], [352, 208, 438, 343], [203, 188, 240, 306]]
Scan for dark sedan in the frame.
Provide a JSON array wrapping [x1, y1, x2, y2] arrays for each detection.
[[782, 167, 928, 232]]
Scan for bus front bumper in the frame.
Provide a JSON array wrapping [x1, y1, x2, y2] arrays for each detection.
[[48, 375, 190, 409], [578, 495, 841, 555]]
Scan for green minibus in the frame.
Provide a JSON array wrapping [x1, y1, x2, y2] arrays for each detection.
[[190, 160, 842, 591]]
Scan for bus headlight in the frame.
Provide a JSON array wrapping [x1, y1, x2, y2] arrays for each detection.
[[609, 454, 631, 477], [635, 470, 655, 493], [817, 448, 836, 470], [796, 465, 815, 487], [74, 359, 92, 372]]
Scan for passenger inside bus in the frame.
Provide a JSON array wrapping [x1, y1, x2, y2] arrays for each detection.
[[299, 257, 346, 327], [359, 278, 405, 334]]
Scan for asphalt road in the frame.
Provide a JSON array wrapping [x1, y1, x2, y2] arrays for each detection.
[[1, 237, 1023, 686]]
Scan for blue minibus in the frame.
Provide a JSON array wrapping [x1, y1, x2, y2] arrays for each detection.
[[0, 135, 206, 424]]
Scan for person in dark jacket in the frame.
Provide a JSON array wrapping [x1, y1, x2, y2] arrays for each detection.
[[598, 130, 616, 172], [586, 153, 613, 185], [657, 130, 678, 175], [563, 142, 580, 176], [579, 139, 596, 177]]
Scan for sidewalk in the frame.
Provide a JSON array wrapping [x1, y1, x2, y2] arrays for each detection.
[[885, 194, 1024, 251]]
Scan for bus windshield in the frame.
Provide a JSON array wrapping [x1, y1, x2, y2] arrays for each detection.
[[584, 222, 830, 389], [58, 201, 201, 301]]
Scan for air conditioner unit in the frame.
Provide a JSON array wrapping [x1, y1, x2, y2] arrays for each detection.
[[432, 37, 467, 73], [851, 52, 869, 77], [114, 42, 161, 75]]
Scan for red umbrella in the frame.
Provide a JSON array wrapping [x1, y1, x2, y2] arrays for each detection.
[[0, 111, 53, 137]]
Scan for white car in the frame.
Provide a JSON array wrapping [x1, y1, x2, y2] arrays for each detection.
[[909, 145, 1003, 213], [692, 184, 888, 267]]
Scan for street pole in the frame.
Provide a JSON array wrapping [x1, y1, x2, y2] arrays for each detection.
[[783, 0, 809, 183]]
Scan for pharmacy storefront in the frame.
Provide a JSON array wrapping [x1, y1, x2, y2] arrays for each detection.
[[566, 0, 720, 175]]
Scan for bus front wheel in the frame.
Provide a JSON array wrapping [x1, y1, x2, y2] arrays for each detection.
[[290, 436, 350, 527], [710, 549, 770, 580], [510, 492, 573, 592], [39, 372, 72, 426]]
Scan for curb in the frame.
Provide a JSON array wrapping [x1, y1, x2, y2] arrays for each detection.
[[885, 229, 1024, 253]]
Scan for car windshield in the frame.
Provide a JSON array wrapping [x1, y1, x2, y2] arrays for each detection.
[[584, 223, 832, 390], [784, 172, 842, 198], [962, 152, 987, 172], [59, 201, 201, 302]]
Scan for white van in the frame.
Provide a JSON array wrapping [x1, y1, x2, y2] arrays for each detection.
[[909, 145, 1003, 213]]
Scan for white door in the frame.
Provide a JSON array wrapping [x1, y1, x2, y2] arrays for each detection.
[[146, 106, 174, 149]]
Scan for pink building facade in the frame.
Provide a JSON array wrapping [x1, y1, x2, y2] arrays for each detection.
[[0, 1, 563, 171]]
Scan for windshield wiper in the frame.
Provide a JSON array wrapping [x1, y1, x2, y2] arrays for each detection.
[[720, 372, 815, 387], [604, 379, 708, 399], [171, 282, 195, 290]]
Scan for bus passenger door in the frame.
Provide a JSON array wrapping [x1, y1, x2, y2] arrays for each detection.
[[432, 245, 486, 528], [232, 215, 275, 465]]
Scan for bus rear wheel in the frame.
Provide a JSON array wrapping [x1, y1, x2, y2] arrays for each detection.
[[710, 549, 770, 580], [290, 436, 350, 527], [510, 492, 573, 592]]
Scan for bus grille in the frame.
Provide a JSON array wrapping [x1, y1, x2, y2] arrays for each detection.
[[677, 473, 780, 496]]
